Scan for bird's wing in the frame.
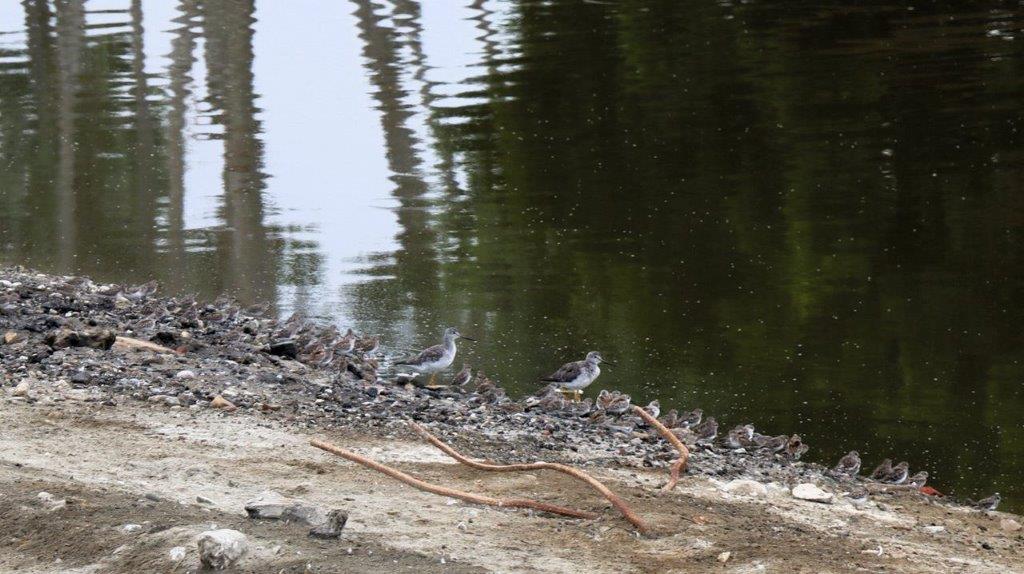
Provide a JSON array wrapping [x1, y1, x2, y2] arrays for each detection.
[[397, 344, 445, 366], [541, 360, 583, 382]]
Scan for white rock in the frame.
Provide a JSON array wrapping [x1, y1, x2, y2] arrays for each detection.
[[244, 490, 291, 519], [792, 483, 833, 503], [13, 381, 30, 397], [1001, 518, 1022, 532], [175, 370, 196, 380], [37, 491, 67, 511], [196, 529, 247, 570], [120, 524, 143, 534], [722, 479, 768, 498], [922, 525, 945, 534], [717, 551, 732, 563], [168, 546, 187, 561]]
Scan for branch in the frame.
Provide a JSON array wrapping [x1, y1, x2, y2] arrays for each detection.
[[408, 421, 651, 534], [310, 439, 596, 520], [632, 405, 690, 491]]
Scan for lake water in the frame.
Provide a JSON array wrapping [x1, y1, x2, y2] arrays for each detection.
[[1, 0, 1022, 511]]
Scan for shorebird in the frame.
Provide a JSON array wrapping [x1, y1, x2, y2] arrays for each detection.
[[844, 487, 870, 506], [785, 434, 808, 460], [692, 417, 718, 444], [833, 451, 862, 477], [541, 351, 613, 401], [882, 461, 910, 484], [394, 327, 475, 386], [642, 400, 661, 419], [354, 333, 380, 355], [450, 364, 473, 389], [336, 329, 357, 355], [906, 471, 928, 488], [596, 389, 631, 413], [724, 424, 755, 449], [679, 408, 703, 429], [969, 493, 1001, 511], [869, 458, 893, 481]]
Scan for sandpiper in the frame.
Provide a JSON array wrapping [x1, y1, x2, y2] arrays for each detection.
[[450, 364, 473, 389], [906, 471, 928, 488], [679, 408, 703, 429], [692, 417, 718, 444], [882, 461, 910, 484], [785, 434, 808, 460], [541, 351, 614, 401], [642, 400, 661, 419], [969, 493, 1001, 511], [869, 458, 893, 481], [395, 327, 475, 386], [724, 424, 755, 449], [833, 451, 862, 477], [658, 409, 680, 428], [596, 389, 631, 413], [354, 333, 380, 355], [337, 329, 357, 355]]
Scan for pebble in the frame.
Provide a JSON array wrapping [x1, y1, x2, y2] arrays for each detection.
[[175, 370, 196, 380], [717, 551, 731, 563], [245, 490, 291, 519], [13, 381, 31, 397], [1001, 518, 1022, 532], [3, 331, 19, 344], [168, 546, 187, 561], [37, 491, 67, 511], [120, 524, 143, 534], [922, 525, 945, 534], [722, 479, 768, 498], [196, 529, 248, 570], [210, 395, 236, 410], [196, 496, 214, 505], [792, 483, 833, 503], [309, 509, 348, 539]]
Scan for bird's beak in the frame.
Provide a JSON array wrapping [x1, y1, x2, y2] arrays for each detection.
[[460, 335, 478, 342], [602, 360, 616, 367]]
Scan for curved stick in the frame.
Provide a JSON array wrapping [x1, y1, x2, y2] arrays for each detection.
[[310, 439, 595, 520], [632, 405, 690, 491], [409, 422, 651, 534]]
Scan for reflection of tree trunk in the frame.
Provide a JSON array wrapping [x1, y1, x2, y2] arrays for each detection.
[[164, 0, 199, 293], [19, 0, 58, 244], [129, 0, 158, 264], [351, 0, 438, 297], [199, 0, 271, 305], [54, 0, 86, 273]]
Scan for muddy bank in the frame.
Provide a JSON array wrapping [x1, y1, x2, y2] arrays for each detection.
[[1, 267, 1022, 573]]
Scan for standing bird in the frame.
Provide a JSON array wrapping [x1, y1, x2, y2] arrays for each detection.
[[395, 327, 475, 386], [882, 461, 910, 484], [336, 329, 357, 355], [869, 458, 893, 481], [833, 451, 862, 477], [354, 333, 381, 355], [692, 417, 718, 444], [450, 364, 473, 390], [906, 471, 928, 488], [642, 400, 661, 419], [679, 408, 703, 429], [541, 351, 614, 401], [969, 493, 1001, 511], [785, 434, 808, 460]]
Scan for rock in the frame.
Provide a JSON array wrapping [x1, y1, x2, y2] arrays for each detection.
[[792, 483, 833, 503], [922, 525, 945, 534], [3, 331, 19, 344], [717, 551, 731, 563], [196, 529, 248, 570], [196, 495, 214, 505], [210, 395, 236, 410], [282, 503, 329, 527], [1001, 518, 1022, 532], [112, 336, 175, 354], [722, 479, 768, 498], [120, 524, 143, 534], [269, 339, 298, 359], [37, 491, 67, 511], [175, 370, 196, 380], [46, 328, 116, 350], [168, 546, 187, 561], [13, 380, 31, 397], [245, 490, 291, 519], [309, 510, 348, 539]]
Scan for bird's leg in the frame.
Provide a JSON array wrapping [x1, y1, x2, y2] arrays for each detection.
[[574, 390, 583, 403], [427, 372, 437, 387], [558, 388, 574, 402]]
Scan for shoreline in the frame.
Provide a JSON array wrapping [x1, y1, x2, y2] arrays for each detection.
[[2, 266, 1022, 572]]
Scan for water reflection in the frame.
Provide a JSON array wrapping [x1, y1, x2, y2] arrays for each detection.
[[0, 0, 1023, 512]]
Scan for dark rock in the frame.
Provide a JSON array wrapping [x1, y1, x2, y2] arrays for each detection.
[[268, 339, 298, 359], [45, 328, 116, 350], [308, 510, 348, 539]]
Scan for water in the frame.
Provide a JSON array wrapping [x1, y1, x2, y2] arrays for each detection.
[[1, 0, 1023, 511]]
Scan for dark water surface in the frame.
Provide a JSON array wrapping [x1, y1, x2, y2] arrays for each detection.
[[2, 1, 1023, 510]]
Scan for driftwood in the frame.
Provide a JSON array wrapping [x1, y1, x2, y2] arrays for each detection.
[[632, 405, 690, 491], [408, 421, 651, 534], [310, 439, 596, 520]]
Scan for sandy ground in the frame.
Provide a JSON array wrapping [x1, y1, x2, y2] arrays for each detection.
[[2, 398, 1022, 574]]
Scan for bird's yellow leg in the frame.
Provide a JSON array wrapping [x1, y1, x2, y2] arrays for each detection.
[[428, 372, 437, 386], [575, 390, 583, 402]]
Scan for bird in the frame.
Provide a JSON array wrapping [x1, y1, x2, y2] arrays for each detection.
[[833, 451, 862, 477], [679, 408, 703, 429], [596, 389, 631, 414], [354, 333, 380, 355], [869, 459, 893, 481], [336, 329, 357, 355], [906, 471, 928, 488], [882, 461, 910, 484], [394, 327, 475, 386], [785, 434, 808, 460], [450, 364, 473, 389], [642, 400, 661, 419], [541, 351, 614, 401], [692, 417, 718, 444], [844, 487, 870, 506], [658, 409, 680, 428], [968, 493, 1001, 511], [724, 424, 754, 449], [756, 434, 788, 453]]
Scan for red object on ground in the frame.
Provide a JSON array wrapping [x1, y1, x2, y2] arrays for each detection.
[[920, 486, 944, 497]]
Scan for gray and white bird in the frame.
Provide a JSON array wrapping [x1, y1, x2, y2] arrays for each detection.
[[906, 471, 928, 488], [969, 493, 1001, 511], [395, 327, 475, 386], [882, 461, 910, 484], [869, 458, 893, 481], [542, 351, 614, 401], [833, 451, 862, 477]]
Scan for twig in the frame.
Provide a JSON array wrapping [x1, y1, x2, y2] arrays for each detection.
[[408, 421, 651, 534], [310, 439, 596, 520], [632, 405, 690, 491]]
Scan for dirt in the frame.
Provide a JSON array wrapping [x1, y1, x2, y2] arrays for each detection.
[[1, 400, 1021, 574]]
